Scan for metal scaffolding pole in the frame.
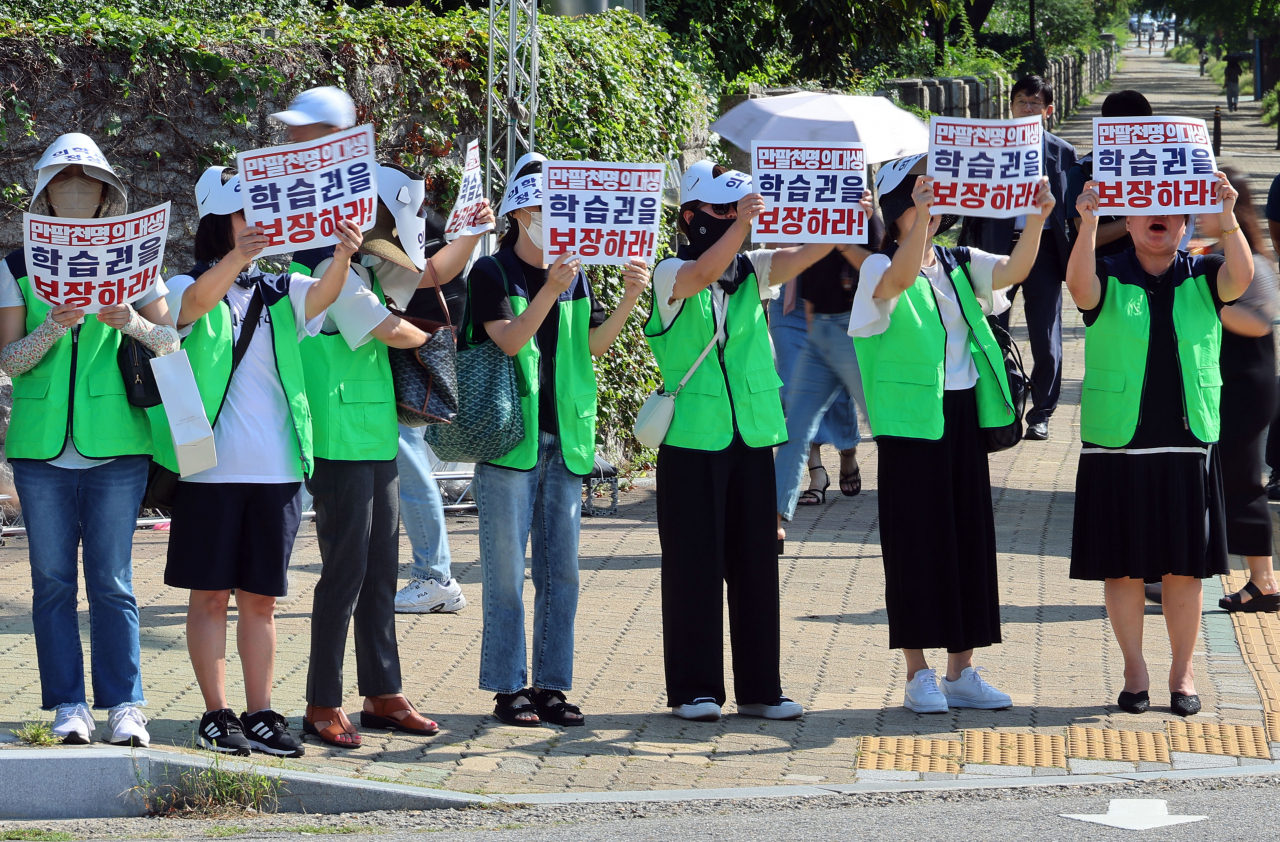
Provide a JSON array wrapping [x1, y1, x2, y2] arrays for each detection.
[[485, 0, 538, 206]]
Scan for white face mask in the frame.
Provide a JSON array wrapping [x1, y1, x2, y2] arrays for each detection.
[[47, 174, 104, 219], [520, 211, 544, 249]]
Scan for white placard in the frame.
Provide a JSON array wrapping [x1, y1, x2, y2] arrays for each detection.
[[927, 115, 1043, 219], [236, 124, 379, 258], [1091, 117, 1220, 215], [23, 202, 170, 313], [751, 141, 868, 243], [543, 161, 664, 265], [444, 140, 493, 241]]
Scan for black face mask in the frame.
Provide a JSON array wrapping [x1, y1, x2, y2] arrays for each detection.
[[683, 209, 738, 259]]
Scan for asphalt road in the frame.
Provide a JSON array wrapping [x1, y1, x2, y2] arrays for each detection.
[[14, 774, 1279, 841]]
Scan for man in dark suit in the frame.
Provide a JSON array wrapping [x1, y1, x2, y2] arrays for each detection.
[[963, 76, 1076, 441]]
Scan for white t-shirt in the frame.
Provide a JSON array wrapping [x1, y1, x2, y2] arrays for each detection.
[[0, 253, 169, 469], [848, 248, 1002, 391], [652, 249, 777, 337], [167, 267, 324, 484]]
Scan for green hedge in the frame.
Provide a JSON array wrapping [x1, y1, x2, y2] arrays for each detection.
[[0, 6, 705, 461]]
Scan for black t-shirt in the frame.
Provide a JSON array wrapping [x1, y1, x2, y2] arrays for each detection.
[[468, 251, 607, 435], [406, 275, 466, 325], [1081, 251, 1225, 448], [797, 249, 857, 314]]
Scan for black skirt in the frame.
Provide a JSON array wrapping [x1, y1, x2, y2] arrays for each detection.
[[1070, 446, 1229, 582], [1219, 331, 1276, 557], [877, 387, 1002, 653]]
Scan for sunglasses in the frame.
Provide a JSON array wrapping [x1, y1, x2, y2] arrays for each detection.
[[708, 202, 737, 216]]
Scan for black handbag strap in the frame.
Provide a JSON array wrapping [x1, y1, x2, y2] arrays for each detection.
[[230, 283, 265, 378]]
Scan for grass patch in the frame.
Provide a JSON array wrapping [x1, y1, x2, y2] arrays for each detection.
[[134, 755, 282, 818], [10, 722, 58, 748], [203, 827, 249, 838], [0, 831, 75, 841]]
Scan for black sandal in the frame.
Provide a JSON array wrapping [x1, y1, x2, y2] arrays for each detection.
[[530, 689, 584, 727], [838, 449, 861, 497], [1219, 581, 1280, 613], [797, 466, 829, 506], [493, 691, 542, 727]]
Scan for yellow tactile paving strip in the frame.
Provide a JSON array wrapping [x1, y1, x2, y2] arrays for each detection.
[[856, 737, 961, 773], [1067, 726, 1171, 763], [1166, 720, 1271, 758], [1223, 571, 1280, 743], [962, 730, 1066, 768]]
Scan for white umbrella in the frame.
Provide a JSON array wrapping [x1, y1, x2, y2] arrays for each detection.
[[710, 92, 930, 165]]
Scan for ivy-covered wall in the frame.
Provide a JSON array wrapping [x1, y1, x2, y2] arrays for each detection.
[[0, 7, 707, 460]]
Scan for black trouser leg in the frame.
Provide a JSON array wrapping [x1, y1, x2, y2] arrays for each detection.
[[657, 445, 729, 707], [723, 443, 783, 705], [354, 459, 403, 698], [1019, 239, 1064, 424], [306, 459, 401, 706]]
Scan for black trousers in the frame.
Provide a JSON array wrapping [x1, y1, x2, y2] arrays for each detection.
[[997, 235, 1063, 424], [306, 457, 403, 707], [1266, 376, 1280, 473], [1221, 333, 1277, 556], [656, 438, 782, 707]]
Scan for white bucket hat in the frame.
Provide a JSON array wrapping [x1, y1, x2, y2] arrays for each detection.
[[679, 159, 751, 205], [31, 133, 128, 217], [270, 86, 357, 130], [195, 166, 244, 218]]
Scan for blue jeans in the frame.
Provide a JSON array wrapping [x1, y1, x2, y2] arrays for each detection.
[[770, 296, 858, 451], [775, 313, 869, 521], [12, 456, 148, 710], [475, 432, 581, 694], [396, 424, 453, 582]]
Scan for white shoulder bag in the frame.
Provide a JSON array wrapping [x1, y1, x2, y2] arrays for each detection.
[[633, 317, 724, 450]]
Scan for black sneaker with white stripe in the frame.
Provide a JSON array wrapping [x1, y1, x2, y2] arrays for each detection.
[[241, 709, 305, 757], [197, 708, 251, 756]]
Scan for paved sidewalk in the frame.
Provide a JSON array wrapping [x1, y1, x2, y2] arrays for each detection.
[[1, 45, 1279, 794]]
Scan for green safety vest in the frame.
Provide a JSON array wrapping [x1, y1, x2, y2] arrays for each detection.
[[643, 254, 786, 450], [148, 267, 314, 476], [1081, 251, 1222, 447], [291, 253, 397, 462], [479, 249, 598, 476], [3, 251, 153, 460], [853, 246, 1015, 440]]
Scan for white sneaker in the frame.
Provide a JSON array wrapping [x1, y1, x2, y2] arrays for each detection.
[[107, 704, 151, 747], [904, 668, 949, 714], [672, 697, 722, 721], [737, 696, 803, 720], [940, 666, 1012, 710], [51, 703, 95, 744], [394, 577, 467, 614]]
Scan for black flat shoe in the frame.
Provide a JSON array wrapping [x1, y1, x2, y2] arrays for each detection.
[[1170, 692, 1201, 717], [1219, 581, 1280, 613], [777, 538, 785, 555], [1118, 690, 1150, 714]]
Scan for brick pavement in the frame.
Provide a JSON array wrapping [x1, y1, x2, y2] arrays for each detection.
[[1, 45, 1279, 792]]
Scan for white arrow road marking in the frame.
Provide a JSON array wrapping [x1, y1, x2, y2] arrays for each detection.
[[1062, 799, 1208, 830]]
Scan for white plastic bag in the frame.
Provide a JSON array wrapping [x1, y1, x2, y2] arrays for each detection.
[[150, 350, 216, 477]]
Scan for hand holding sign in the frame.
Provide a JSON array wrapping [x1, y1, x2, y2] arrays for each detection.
[[229, 224, 270, 271], [1213, 171, 1238, 220], [333, 218, 364, 261], [911, 175, 935, 212], [49, 302, 84, 328], [1025, 177, 1057, 225], [96, 303, 135, 330], [621, 258, 651, 303], [1077, 180, 1102, 223], [736, 192, 767, 226], [547, 251, 582, 295]]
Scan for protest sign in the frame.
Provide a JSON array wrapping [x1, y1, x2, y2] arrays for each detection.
[[751, 142, 868, 243], [927, 116, 1043, 218], [236, 124, 378, 258], [24, 202, 170, 313], [1091, 117, 1219, 215], [444, 140, 493, 241], [543, 161, 665, 265]]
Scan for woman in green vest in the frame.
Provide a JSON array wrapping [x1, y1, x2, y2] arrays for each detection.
[[848, 155, 1053, 715], [644, 160, 835, 723], [1068, 173, 1254, 716], [472, 155, 649, 727], [158, 166, 355, 756], [0, 134, 179, 748], [290, 163, 492, 748]]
